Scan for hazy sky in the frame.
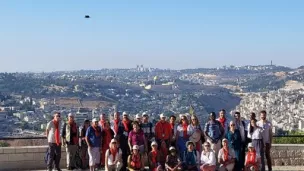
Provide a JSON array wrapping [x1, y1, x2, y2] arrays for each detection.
[[0, 0, 304, 72]]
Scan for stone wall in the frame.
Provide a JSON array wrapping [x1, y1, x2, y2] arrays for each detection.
[[0, 144, 303, 170], [271, 144, 304, 166], [0, 146, 66, 171]]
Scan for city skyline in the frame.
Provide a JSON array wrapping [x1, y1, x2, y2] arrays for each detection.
[[0, 0, 304, 72]]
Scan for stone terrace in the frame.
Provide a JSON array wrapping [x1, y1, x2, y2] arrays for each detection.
[[0, 144, 304, 171]]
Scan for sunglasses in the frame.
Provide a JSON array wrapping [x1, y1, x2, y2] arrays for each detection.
[[230, 124, 235, 126], [204, 145, 210, 147], [55, 115, 61, 118]]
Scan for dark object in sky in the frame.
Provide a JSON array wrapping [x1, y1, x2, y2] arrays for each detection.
[[85, 15, 90, 18]]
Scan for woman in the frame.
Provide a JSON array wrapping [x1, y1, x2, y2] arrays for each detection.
[[245, 143, 261, 171], [127, 145, 145, 171], [182, 141, 200, 171], [101, 120, 114, 167], [188, 115, 204, 152], [148, 141, 164, 171], [218, 139, 235, 171], [225, 121, 242, 171], [247, 119, 264, 171], [105, 139, 123, 171], [199, 142, 216, 171], [128, 121, 148, 154], [176, 115, 189, 158], [166, 146, 182, 171], [79, 119, 90, 169]]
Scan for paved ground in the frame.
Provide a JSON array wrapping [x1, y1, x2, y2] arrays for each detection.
[[28, 166, 304, 171]]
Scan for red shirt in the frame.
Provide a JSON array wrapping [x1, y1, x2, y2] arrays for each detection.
[[155, 121, 172, 140]]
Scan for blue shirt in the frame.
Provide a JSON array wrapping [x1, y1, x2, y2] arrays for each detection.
[[204, 121, 222, 140], [86, 126, 102, 147]]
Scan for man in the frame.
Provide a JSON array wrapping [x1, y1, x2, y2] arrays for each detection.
[[216, 109, 230, 135], [46, 112, 62, 171], [218, 138, 235, 171], [99, 113, 106, 129], [79, 119, 90, 169], [169, 115, 177, 147], [204, 112, 224, 160], [257, 110, 272, 171], [135, 114, 142, 125], [141, 112, 154, 150], [234, 111, 246, 170], [111, 112, 132, 171], [155, 113, 172, 148], [62, 113, 78, 170], [86, 118, 102, 171]]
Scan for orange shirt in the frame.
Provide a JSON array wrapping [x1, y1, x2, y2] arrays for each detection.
[[155, 121, 172, 140]]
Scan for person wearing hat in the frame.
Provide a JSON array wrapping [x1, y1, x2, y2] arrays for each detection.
[[86, 118, 102, 171], [79, 119, 90, 169], [135, 114, 142, 124], [165, 146, 182, 171], [218, 139, 235, 171], [155, 113, 172, 149], [111, 111, 132, 171], [200, 142, 216, 171], [245, 143, 260, 171], [182, 141, 200, 171], [127, 145, 145, 171], [204, 112, 224, 160], [105, 139, 123, 171], [148, 141, 163, 171], [99, 113, 107, 129], [141, 112, 154, 151], [176, 115, 190, 159], [101, 120, 114, 167], [62, 113, 78, 170]]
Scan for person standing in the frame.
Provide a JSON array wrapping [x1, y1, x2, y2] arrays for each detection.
[[248, 119, 264, 171], [79, 119, 90, 169], [216, 109, 230, 135], [204, 112, 224, 160], [188, 115, 204, 152], [169, 115, 177, 147], [99, 113, 107, 129], [46, 112, 62, 171], [246, 112, 257, 145], [101, 120, 114, 167], [225, 121, 242, 171], [155, 113, 172, 148], [62, 113, 78, 170], [234, 111, 246, 170], [128, 121, 148, 154], [86, 118, 102, 171], [141, 112, 154, 151], [257, 110, 272, 171], [176, 115, 189, 158]]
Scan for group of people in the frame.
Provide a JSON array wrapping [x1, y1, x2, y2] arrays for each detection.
[[45, 109, 273, 171]]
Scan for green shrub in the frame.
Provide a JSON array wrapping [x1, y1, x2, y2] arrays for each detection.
[[0, 141, 10, 147], [273, 131, 304, 144]]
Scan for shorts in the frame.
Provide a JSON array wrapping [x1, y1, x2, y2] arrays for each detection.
[[88, 147, 100, 166]]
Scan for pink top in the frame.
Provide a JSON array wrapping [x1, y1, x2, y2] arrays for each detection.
[[129, 129, 145, 146]]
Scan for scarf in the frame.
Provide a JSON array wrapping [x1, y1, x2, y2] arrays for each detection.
[[151, 150, 158, 164], [218, 117, 226, 129], [103, 128, 113, 148], [223, 147, 229, 162], [131, 154, 141, 168], [68, 120, 78, 144], [53, 120, 60, 146], [99, 120, 106, 128], [92, 126, 101, 137], [182, 123, 188, 138], [110, 148, 117, 162], [122, 119, 130, 132], [170, 123, 175, 134], [114, 119, 120, 134], [246, 150, 257, 165]]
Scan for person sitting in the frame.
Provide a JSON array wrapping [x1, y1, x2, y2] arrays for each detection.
[[199, 142, 216, 171], [182, 141, 200, 171], [218, 138, 235, 171], [165, 146, 182, 171], [148, 141, 164, 171], [105, 139, 123, 171], [245, 143, 261, 171], [127, 145, 145, 171]]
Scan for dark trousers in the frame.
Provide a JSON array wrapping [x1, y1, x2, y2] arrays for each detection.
[[240, 142, 246, 170], [47, 143, 61, 170], [265, 143, 272, 171]]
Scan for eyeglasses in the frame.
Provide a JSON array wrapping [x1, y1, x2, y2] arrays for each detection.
[[230, 124, 235, 126]]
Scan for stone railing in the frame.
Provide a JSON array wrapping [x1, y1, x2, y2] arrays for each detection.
[[0, 146, 66, 171], [0, 144, 304, 170]]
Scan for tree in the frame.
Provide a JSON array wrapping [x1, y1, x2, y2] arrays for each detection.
[[0, 141, 10, 147]]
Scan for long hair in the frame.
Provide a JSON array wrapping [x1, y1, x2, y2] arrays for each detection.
[[249, 119, 256, 134], [179, 115, 189, 125], [190, 115, 200, 127]]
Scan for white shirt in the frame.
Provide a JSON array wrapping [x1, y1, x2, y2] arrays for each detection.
[[247, 127, 264, 140], [200, 150, 216, 165], [105, 148, 122, 165], [257, 120, 272, 144], [46, 120, 63, 143], [235, 120, 246, 142]]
